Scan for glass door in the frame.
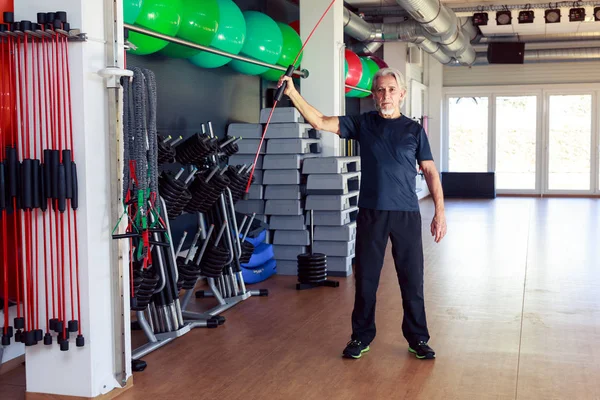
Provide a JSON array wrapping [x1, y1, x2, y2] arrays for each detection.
[[495, 95, 539, 192], [545, 93, 594, 193], [446, 96, 489, 172]]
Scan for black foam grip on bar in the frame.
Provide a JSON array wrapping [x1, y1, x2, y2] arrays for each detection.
[[63, 150, 72, 199], [37, 13, 46, 24], [53, 19, 61, 30], [274, 65, 296, 102], [56, 11, 67, 23], [0, 162, 5, 210], [3, 12, 14, 24], [46, 12, 56, 24], [71, 162, 78, 210], [63, 22, 70, 31], [21, 160, 33, 210], [43, 150, 51, 199], [20, 20, 32, 31], [51, 150, 59, 199], [32, 160, 40, 209], [6, 148, 17, 198], [12, 22, 20, 32], [40, 163, 47, 212], [0, 25, 6, 33], [58, 164, 66, 212], [33, 23, 41, 31]]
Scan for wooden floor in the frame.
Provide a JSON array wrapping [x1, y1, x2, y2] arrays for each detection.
[[2, 197, 600, 400]]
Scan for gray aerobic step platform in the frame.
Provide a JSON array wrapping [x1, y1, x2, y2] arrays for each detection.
[[266, 138, 321, 155], [227, 123, 262, 139], [247, 184, 263, 200], [263, 154, 319, 170], [235, 139, 265, 155], [272, 245, 307, 260], [269, 215, 306, 230], [273, 230, 310, 246], [302, 156, 361, 174], [306, 172, 360, 195], [263, 170, 301, 185], [228, 154, 263, 170], [265, 185, 305, 200], [314, 222, 357, 242], [265, 123, 320, 139], [251, 170, 263, 185], [327, 256, 354, 277], [305, 191, 359, 211], [275, 260, 298, 276], [264, 199, 304, 215], [235, 200, 265, 215], [260, 107, 304, 124], [305, 206, 359, 226], [313, 240, 356, 257]]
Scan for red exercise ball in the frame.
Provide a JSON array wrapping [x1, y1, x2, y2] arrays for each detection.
[[366, 55, 388, 69], [344, 49, 362, 93], [289, 20, 300, 35]]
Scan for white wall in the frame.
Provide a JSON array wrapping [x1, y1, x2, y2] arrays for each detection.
[[444, 61, 600, 87], [300, 0, 344, 157]]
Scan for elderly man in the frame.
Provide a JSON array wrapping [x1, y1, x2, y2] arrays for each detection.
[[278, 67, 446, 360]]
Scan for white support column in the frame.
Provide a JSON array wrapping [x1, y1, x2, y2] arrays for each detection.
[[383, 41, 408, 115], [14, 0, 131, 397], [425, 55, 444, 168], [299, 0, 344, 157]]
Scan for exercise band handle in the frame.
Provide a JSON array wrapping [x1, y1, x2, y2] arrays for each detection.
[[7, 148, 17, 198], [63, 150, 73, 199], [21, 160, 33, 210], [72, 162, 78, 210], [0, 162, 5, 210], [32, 160, 41, 209], [274, 65, 295, 103]]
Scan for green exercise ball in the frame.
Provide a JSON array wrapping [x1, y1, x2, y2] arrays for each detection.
[[229, 11, 283, 75], [189, 0, 245, 68], [123, 0, 144, 25], [260, 22, 303, 82], [128, 0, 182, 56], [159, 0, 219, 59], [345, 59, 348, 79], [364, 57, 379, 82]]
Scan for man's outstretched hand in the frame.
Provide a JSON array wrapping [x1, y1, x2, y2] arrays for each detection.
[[431, 212, 447, 243], [277, 75, 296, 97]]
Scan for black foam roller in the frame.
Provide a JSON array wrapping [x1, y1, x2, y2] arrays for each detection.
[[21, 160, 33, 210], [39, 163, 47, 212], [32, 160, 40, 208], [43, 150, 51, 198], [57, 164, 66, 212], [3, 12, 14, 24], [63, 150, 72, 199], [0, 162, 5, 210], [7, 147, 17, 198], [71, 162, 78, 210], [50, 150, 59, 199]]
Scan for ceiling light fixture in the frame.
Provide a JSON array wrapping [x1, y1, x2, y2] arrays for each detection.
[[496, 10, 512, 25], [544, 8, 561, 23]]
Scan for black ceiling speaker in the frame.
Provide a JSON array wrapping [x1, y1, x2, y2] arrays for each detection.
[[487, 42, 525, 64]]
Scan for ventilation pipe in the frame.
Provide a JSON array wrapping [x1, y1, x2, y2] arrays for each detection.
[[464, 47, 600, 65], [477, 32, 600, 43], [393, 0, 476, 64], [342, 7, 453, 64]]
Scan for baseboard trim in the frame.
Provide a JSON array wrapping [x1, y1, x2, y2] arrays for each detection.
[[26, 376, 133, 400], [0, 354, 25, 375]]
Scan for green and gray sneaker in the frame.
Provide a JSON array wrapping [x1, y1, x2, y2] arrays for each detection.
[[408, 341, 435, 359], [342, 339, 370, 359]]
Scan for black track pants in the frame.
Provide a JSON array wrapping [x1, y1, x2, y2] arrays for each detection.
[[351, 208, 430, 347]]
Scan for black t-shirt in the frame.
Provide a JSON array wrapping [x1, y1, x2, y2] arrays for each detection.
[[339, 111, 433, 211]]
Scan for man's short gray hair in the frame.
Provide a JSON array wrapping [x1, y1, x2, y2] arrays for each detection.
[[371, 67, 407, 93], [371, 67, 407, 108]]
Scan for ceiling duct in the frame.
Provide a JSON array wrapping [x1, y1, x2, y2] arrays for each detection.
[[342, 7, 454, 64], [393, 0, 476, 64], [462, 47, 600, 65]]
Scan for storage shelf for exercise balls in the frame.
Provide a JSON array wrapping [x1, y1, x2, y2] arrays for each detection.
[[124, 23, 309, 79]]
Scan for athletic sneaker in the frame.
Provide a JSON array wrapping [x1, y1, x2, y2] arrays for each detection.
[[342, 339, 370, 359], [408, 341, 435, 359]]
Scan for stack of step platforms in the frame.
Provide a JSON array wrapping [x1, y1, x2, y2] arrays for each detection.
[[253, 108, 323, 270], [303, 156, 361, 277], [229, 123, 267, 222]]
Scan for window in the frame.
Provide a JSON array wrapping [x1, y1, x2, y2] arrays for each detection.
[[448, 96, 489, 172]]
